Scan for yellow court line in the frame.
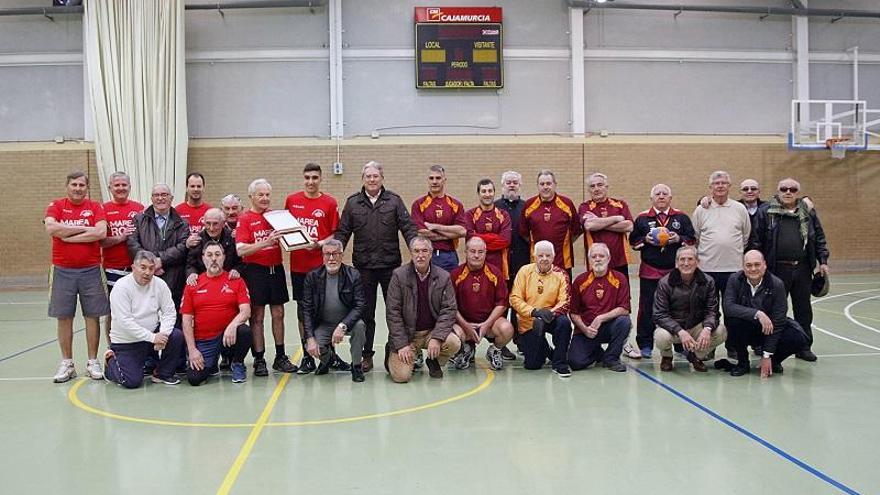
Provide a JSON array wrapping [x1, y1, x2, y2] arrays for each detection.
[[267, 366, 495, 427], [217, 372, 292, 495]]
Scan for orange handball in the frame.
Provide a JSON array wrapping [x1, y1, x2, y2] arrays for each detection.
[[648, 226, 671, 247]]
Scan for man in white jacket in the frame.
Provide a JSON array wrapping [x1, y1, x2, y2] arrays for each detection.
[[103, 250, 184, 387]]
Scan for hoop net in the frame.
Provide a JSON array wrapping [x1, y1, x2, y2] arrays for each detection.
[[825, 137, 853, 160]]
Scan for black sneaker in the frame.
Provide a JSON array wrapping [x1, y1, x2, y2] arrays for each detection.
[[272, 355, 298, 373], [330, 353, 351, 372], [796, 349, 818, 362], [253, 358, 269, 377], [730, 364, 750, 377], [602, 361, 627, 372], [315, 357, 332, 376], [771, 361, 784, 374], [425, 358, 443, 378], [219, 356, 231, 371], [297, 355, 316, 375], [500, 346, 517, 361], [552, 365, 572, 378], [351, 364, 365, 383]]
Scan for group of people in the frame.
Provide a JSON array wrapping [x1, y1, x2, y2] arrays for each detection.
[[43, 162, 829, 387]]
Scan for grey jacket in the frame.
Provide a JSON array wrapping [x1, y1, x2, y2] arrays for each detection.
[[386, 263, 457, 351]]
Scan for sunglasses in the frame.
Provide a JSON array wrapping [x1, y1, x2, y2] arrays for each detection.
[[779, 187, 799, 193], [741, 186, 759, 192]]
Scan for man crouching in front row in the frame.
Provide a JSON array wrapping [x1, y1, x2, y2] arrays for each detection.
[[385, 236, 461, 383]]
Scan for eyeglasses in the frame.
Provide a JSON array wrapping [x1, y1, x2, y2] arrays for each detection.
[[322, 251, 342, 258], [779, 187, 799, 193], [741, 186, 759, 192], [152, 193, 171, 198]]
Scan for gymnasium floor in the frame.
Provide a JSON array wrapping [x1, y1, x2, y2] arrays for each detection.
[[1, 275, 878, 495]]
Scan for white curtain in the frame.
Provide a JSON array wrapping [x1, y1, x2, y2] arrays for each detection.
[[85, 0, 188, 204]]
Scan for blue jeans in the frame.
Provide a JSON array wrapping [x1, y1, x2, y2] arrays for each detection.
[[187, 324, 252, 386], [431, 250, 459, 273]]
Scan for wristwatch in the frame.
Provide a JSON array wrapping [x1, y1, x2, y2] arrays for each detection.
[[338, 323, 348, 331]]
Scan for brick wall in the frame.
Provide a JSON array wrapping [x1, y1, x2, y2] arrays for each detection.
[[3, 137, 877, 285]]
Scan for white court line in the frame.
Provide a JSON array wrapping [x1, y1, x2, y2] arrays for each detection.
[[0, 376, 53, 382], [0, 302, 45, 306], [816, 352, 880, 359], [812, 288, 880, 351], [843, 295, 880, 335], [832, 282, 880, 286]]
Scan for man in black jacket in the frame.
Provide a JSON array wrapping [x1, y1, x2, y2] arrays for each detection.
[[653, 245, 727, 372], [335, 161, 418, 372], [127, 183, 190, 311], [750, 177, 829, 362], [302, 240, 367, 382], [185, 208, 242, 285], [723, 250, 808, 377]]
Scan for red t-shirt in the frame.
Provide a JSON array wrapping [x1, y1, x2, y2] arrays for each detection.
[[411, 194, 465, 252], [463, 206, 511, 279], [450, 263, 508, 323], [175, 202, 212, 235], [102, 199, 144, 269], [45, 198, 106, 268], [519, 194, 582, 270], [284, 192, 339, 273], [578, 197, 633, 269], [180, 272, 250, 340], [570, 269, 631, 325], [235, 209, 283, 266]]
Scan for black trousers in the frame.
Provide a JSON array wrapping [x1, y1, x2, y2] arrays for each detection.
[[520, 316, 572, 370], [706, 271, 734, 351], [772, 262, 814, 349], [358, 266, 395, 358], [636, 277, 660, 350], [568, 316, 630, 370], [726, 317, 807, 366]]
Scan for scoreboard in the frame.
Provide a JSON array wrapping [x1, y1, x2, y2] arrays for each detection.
[[414, 7, 503, 89]]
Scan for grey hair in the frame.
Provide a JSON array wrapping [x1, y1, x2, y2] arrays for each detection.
[[108, 171, 130, 184], [588, 242, 610, 257], [248, 178, 272, 196], [133, 250, 159, 265], [588, 172, 608, 185], [534, 240, 555, 256], [362, 161, 384, 178], [777, 177, 801, 190], [428, 164, 446, 175], [501, 170, 522, 183], [709, 170, 731, 184], [152, 183, 172, 195], [650, 183, 671, 196], [409, 235, 433, 251], [220, 194, 241, 206], [536, 169, 557, 184], [322, 239, 344, 252], [466, 236, 487, 250], [675, 245, 698, 261], [203, 207, 225, 222]]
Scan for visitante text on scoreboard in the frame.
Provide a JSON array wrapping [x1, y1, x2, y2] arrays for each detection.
[[414, 7, 503, 89]]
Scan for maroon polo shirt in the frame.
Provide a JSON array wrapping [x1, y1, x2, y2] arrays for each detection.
[[450, 263, 508, 323], [571, 269, 631, 324]]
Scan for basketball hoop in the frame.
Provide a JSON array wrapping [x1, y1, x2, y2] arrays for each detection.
[[825, 137, 852, 160]]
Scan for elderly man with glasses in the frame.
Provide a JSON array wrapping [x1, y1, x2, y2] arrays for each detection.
[[750, 178, 829, 362]]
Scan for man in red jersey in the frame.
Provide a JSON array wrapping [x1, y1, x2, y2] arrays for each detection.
[[519, 169, 582, 277], [578, 172, 633, 278], [100, 171, 144, 338], [284, 163, 346, 374], [462, 178, 511, 279], [44, 171, 109, 383], [182, 242, 253, 385], [411, 165, 466, 272], [236, 178, 297, 376], [449, 237, 514, 371], [176, 172, 212, 245]]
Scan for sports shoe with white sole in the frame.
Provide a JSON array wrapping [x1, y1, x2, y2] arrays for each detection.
[[486, 346, 504, 371], [151, 374, 181, 385], [53, 360, 76, 383], [86, 359, 104, 380], [552, 365, 572, 378], [623, 342, 641, 359]]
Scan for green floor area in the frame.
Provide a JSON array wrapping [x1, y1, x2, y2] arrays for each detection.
[[1, 274, 879, 494]]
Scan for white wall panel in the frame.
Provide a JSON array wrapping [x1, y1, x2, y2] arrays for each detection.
[[0, 65, 84, 140]]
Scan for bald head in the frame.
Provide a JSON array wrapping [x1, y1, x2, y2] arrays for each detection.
[[743, 249, 767, 284], [465, 236, 488, 270]]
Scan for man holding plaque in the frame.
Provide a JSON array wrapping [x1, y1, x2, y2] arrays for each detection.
[[235, 178, 297, 376]]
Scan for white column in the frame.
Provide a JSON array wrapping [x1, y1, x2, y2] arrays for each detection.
[[793, 8, 810, 130], [83, 17, 94, 142], [569, 7, 585, 136], [328, 0, 344, 138]]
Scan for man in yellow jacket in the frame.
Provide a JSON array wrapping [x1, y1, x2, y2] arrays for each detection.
[[509, 240, 573, 377]]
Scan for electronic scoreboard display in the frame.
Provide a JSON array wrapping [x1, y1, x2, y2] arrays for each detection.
[[414, 7, 503, 89]]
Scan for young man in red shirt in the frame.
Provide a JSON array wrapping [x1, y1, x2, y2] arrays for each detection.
[[449, 237, 514, 371], [176, 172, 212, 245], [411, 165, 466, 272], [100, 171, 144, 338], [519, 170, 582, 278], [284, 163, 346, 374], [236, 178, 297, 376], [182, 241, 253, 384], [44, 171, 109, 383], [569, 243, 631, 373], [462, 178, 511, 280], [578, 172, 633, 278]]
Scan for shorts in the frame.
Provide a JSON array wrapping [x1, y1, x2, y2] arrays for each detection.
[[241, 263, 289, 306], [48, 265, 110, 318], [290, 272, 307, 302], [104, 267, 131, 293]]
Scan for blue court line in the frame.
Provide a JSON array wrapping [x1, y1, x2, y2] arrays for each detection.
[[0, 328, 85, 364], [631, 366, 861, 495]]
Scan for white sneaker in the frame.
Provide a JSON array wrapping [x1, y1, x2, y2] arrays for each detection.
[[486, 346, 504, 371], [623, 342, 642, 359], [53, 361, 77, 383], [86, 359, 104, 380]]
